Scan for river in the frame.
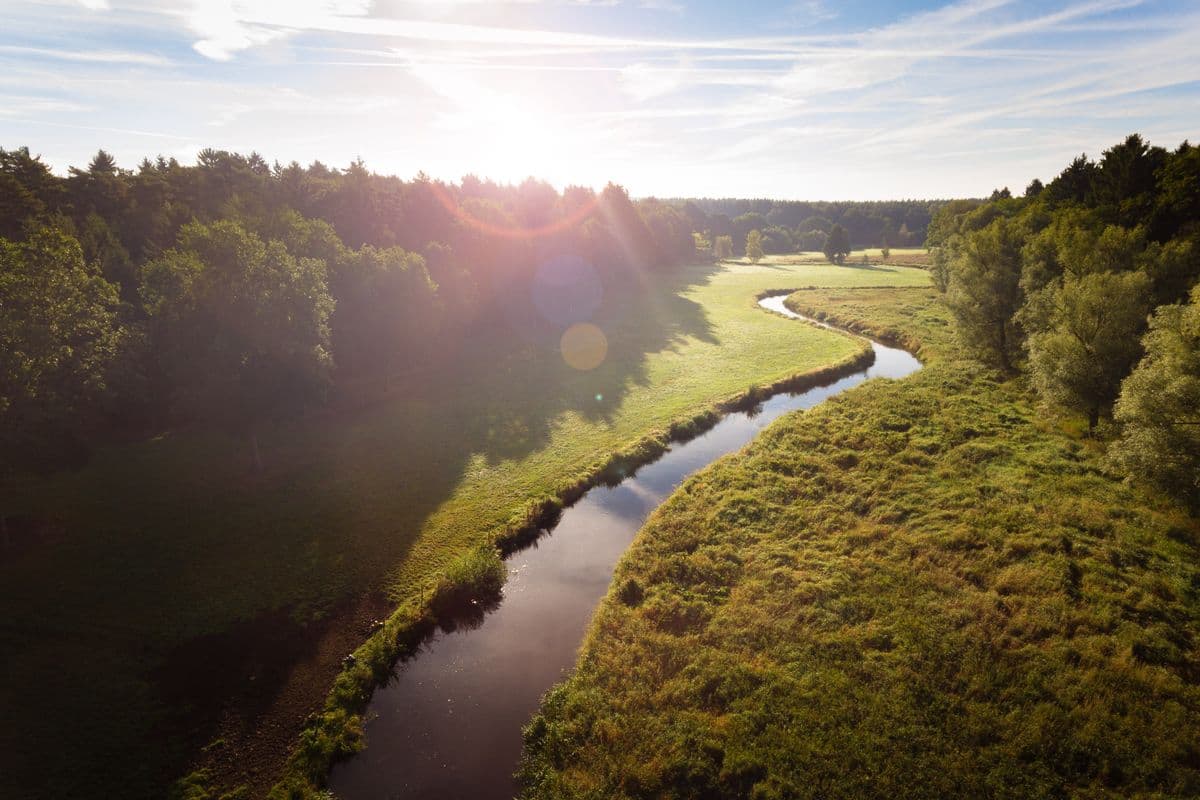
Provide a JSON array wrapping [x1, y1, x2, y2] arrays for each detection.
[[327, 294, 922, 799]]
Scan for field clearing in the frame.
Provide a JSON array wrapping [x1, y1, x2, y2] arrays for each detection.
[[725, 248, 931, 268], [1, 260, 929, 798], [519, 286, 1200, 800]]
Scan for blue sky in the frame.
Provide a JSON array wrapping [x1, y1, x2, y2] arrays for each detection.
[[3, 0, 1198, 199]]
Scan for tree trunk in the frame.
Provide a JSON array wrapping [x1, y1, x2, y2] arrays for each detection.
[[249, 429, 263, 473], [1088, 406, 1100, 433]]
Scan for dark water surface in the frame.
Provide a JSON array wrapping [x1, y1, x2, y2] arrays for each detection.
[[328, 295, 922, 800]]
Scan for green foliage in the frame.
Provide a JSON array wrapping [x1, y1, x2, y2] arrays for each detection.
[[822, 223, 851, 264], [0, 227, 122, 475], [928, 242, 953, 293], [938, 134, 1199, 467], [519, 287, 1200, 800], [1028, 271, 1152, 429], [430, 546, 506, 616], [328, 245, 438, 379], [1110, 286, 1200, 506], [140, 220, 334, 455], [713, 234, 734, 259], [744, 229, 764, 263], [945, 216, 1024, 370]]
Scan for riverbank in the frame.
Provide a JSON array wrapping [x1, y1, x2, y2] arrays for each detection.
[[310, 294, 917, 799], [519, 286, 1200, 800]]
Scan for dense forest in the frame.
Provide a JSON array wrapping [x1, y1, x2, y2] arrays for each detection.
[[0, 148, 705, 486], [930, 134, 1200, 504], [673, 197, 939, 254]]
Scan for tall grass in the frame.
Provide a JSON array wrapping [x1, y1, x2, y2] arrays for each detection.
[[519, 287, 1200, 800]]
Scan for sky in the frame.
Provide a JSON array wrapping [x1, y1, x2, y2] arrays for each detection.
[[2, 0, 1199, 200]]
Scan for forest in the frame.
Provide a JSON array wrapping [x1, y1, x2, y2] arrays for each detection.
[[672, 197, 937, 254], [0, 148, 700, 485]]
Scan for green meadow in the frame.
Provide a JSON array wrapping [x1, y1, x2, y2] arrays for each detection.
[[519, 286, 1200, 800], [0, 258, 928, 798]]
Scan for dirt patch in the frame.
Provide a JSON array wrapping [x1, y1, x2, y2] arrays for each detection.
[[154, 590, 392, 797]]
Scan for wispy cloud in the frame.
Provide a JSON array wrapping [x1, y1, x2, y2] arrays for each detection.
[[2, 0, 1197, 199], [0, 43, 169, 65]]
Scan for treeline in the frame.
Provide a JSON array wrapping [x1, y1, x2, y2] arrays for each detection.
[[933, 134, 1200, 506], [0, 147, 698, 478], [670, 197, 940, 255]]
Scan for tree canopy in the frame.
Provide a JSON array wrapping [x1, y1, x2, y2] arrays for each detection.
[[0, 228, 122, 475], [1110, 286, 1200, 507], [822, 224, 851, 264], [932, 133, 1200, 494]]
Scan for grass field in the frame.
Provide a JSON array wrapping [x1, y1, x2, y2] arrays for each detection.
[[519, 286, 1200, 800], [0, 258, 929, 799], [725, 248, 931, 268]]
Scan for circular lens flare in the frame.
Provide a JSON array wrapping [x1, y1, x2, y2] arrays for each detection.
[[560, 323, 608, 371]]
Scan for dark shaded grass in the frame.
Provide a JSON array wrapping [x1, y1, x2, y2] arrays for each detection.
[[518, 287, 1200, 800]]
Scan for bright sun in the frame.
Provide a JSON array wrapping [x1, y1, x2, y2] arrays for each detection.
[[478, 104, 568, 183]]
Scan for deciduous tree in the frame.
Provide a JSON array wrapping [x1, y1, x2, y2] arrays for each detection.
[[946, 217, 1024, 371], [1028, 271, 1151, 430], [1, 227, 123, 539], [745, 229, 764, 263], [713, 235, 734, 260], [140, 221, 333, 470], [1110, 286, 1200, 506], [822, 224, 851, 264]]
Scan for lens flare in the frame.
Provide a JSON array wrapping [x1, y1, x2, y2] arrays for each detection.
[[560, 323, 607, 371], [428, 181, 598, 241]]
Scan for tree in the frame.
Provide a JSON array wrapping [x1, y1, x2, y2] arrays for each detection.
[[713, 235, 734, 260], [1, 227, 123, 540], [1025, 178, 1044, 198], [929, 242, 954, 293], [328, 245, 439, 383], [140, 221, 333, 470], [822, 224, 851, 264], [880, 241, 891, 260], [745, 229, 764, 263], [1109, 286, 1200, 507], [946, 217, 1025, 371], [1028, 271, 1151, 431]]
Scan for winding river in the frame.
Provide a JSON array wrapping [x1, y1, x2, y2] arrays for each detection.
[[327, 294, 922, 800]]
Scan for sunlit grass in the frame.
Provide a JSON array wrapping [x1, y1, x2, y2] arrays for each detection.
[[519, 286, 1200, 800]]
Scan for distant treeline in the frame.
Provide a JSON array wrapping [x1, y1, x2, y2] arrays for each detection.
[[0, 147, 700, 480], [932, 134, 1200, 505], [666, 197, 943, 254]]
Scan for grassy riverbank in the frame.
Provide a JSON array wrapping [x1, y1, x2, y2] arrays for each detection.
[[1, 259, 928, 799], [519, 286, 1200, 800]]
